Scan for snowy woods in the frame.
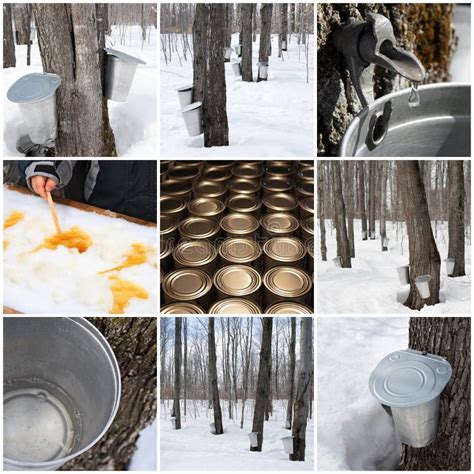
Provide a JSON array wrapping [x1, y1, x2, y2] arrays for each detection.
[[160, 317, 314, 470], [160, 3, 314, 156], [317, 160, 471, 313]]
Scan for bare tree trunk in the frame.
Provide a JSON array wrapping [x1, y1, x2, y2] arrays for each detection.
[[285, 317, 296, 430], [252, 4, 257, 42], [208, 317, 224, 435], [60, 318, 156, 470], [400, 318, 470, 471], [280, 3, 288, 51], [290, 3, 296, 34], [183, 317, 187, 417], [368, 161, 376, 239], [317, 161, 327, 261], [3, 5, 16, 68], [344, 161, 355, 257], [358, 161, 368, 240], [193, 4, 229, 147], [397, 161, 441, 310], [241, 4, 253, 82], [380, 161, 388, 251], [257, 3, 273, 82], [250, 317, 273, 451], [447, 161, 465, 277], [173, 317, 182, 430], [224, 3, 233, 58], [240, 318, 253, 429], [12, 4, 32, 47]]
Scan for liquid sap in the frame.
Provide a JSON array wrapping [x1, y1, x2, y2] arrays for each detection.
[[35, 226, 92, 253], [109, 275, 148, 314], [408, 82, 420, 108], [99, 242, 148, 274]]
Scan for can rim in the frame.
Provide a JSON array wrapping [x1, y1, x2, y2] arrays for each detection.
[[219, 238, 262, 263], [209, 298, 262, 314], [229, 178, 262, 195], [264, 164, 293, 177], [202, 166, 232, 182], [262, 192, 298, 212], [161, 302, 205, 314], [160, 238, 174, 259], [160, 196, 187, 214], [214, 264, 262, 296], [263, 266, 312, 297], [188, 197, 226, 217], [296, 180, 315, 197], [168, 165, 200, 181], [226, 194, 262, 213], [299, 196, 315, 214], [307, 238, 314, 258], [220, 213, 259, 234], [173, 240, 217, 266], [260, 212, 299, 234], [262, 176, 293, 192], [301, 216, 315, 235], [231, 164, 264, 179], [263, 237, 306, 262], [163, 268, 212, 300], [265, 302, 313, 314], [161, 179, 192, 196], [192, 180, 227, 198], [179, 216, 220, 239], [160, 214, 179, 235], [298, 166, 315, 181]]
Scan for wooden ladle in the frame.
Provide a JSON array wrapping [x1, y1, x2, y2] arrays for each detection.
[[46, 191, 62, 234]]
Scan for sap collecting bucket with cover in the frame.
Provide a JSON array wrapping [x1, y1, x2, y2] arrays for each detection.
[[7, 73, 61, 145], [104, 48, 146, 102], [369, 348, 452, 448], [176, 85, 194, 109], [181, 102, 203, 136], [3, 317, 121, 471]]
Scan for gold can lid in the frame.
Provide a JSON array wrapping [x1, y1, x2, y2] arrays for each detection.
[[202, 167, 232, 182], [206, 160, 235, 169], [188, 197, 225, 217], [260, 213, 299, 235], [298, 166, 315, 181], [163, 268, 212, 300], [299, 197, 314, 214], [160, 214, 178, 236], [220, 213, 259, 235], [161, 196, 187, 215], [161, 302, 205, 314], [296, 180, 315, 197], [307, 238, 314, 258], [298, 160, 314, 168], [229, 178, 261, 195], [214, 265, 262, 296], [263, 237, 306, 262], [265, 302, 313, 314], [264, 164, 293, 177], [179, 217, 220, 239], [168, 165, 200, 182], [160, 238, 173, 259], [262, 176, 293, 193], [173, 240, 217, 267], [232, 164, 264, 180], [301, 216, 315, 235], [263, 266, 312, 297], [226, 194, 262, 214], [193, 180, 227, 198], [219, 238, 262, 264], [209, 298, 262, 314], [175, 160, 204, 168], [161, 179, 192, 197], [263, 193, 298, 212]]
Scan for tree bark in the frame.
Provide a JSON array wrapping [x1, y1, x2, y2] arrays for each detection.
[[173, 317, 182, 430], [193, 4, 229, 147], [12, 4, 31, 46], [257, 4, 273, 82], [447, 161, 465, 277], [380, 161, 388, 251], [331, 160, 351, 268], [317, 161, 327, 261], [343, 161, 355, 257], [224, 3, 233, 57], [34, 4, 117, 156], [208, 317, 224, 434], [397, 161, 441, 310], [183, 317, 188, 417], [358, 161, 368, 240], [290, 317, 312, 461], [400, 317, 470, 471], [240, 318, 253, 429], [241, 4, 253, 82], [285, 317, 296, 430], [290, 3, 296, 34], [60, 317, 156, 471], [281, 4, 288, 51], [250, 317, 273, 451], [3, 5, 16, 68], [317, 4, 456, 156], [368, 161, 376, 239]]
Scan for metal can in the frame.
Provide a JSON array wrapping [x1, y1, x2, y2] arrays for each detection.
[[264, 163, 293, 178], [297, 160, 315, 169], [226, 194, 262, 217], [228, 178, 261, 198], [179, 216, 221, 244], [160, 214, 179, 243], [263, 266, 313, 307], [300, 216, 314, 243], [265, 302, 313, 314], [160, 161, 171, 182], [214, 265, 262, 304], [160, 237, 174, 273], [260, 212, 299, 238], [172, 240, 218, 275], [162, 268, 213, 309], [299, 196, 314, 219], [232, 164, 264, 180], [209, 298, 262, 314], [160, 302, 205, 314], [188, 197, 226, 222], [160, 195, 188, 222], [161, 179, 193, 201], [262, 192, 298, 214], [206, 160, 235, 170], [202, 166, 232, 183], [175, 160, 205, 171], [167, 165, 200, 183], [193, 180, 227, 202], [220, 213, 259, 239], [262, 176, 293, 196], [296, 180, 315, 199], [219, 238, 262, 270], [307, 238, 314, 275], [297, 166, 314, 182], [263, 237, 306, 271]]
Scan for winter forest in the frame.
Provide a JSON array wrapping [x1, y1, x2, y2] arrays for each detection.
[[160, 317, 314, 471], [317, 160, 471, 314], [160, 3, 314, 156]]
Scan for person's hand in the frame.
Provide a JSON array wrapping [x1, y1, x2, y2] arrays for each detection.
[[31, 176, 57, 199]]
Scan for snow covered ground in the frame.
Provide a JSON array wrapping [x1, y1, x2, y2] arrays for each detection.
[[317, 219, 471, 314], [160, 33, 314, 157], [317, 316, 408, 470], [129, 420, 157, 471], [3, 187, 157, 314], [3, 25, 157, 157], [160, 399, 314, 471]]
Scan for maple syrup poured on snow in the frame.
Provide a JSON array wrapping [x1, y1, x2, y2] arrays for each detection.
[[99, 243, 148, 274], [4, 211, 24, 229], [35, 226, 92, 253], [109, 275, 148, 314]]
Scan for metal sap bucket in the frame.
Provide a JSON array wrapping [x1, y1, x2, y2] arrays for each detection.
[[281, 40, 287, 51], [176, 85, 194, 109], [7, 73, 61, 145], [369, 349, 452, 448], [104, 48, 146, 102], [332, 256, 342, 268], [281, 436, 294, 454], [415, 274, 432, 299], [248, 432, 258, 447], [258, 62, 269, 79], [3, 317, 121, 471], [181, 101, 203, 136], [445, 258, 456, 276], [397, 265, 410, 285], [234, 45, 242, 56], [340, 83, 471, 157], [224, 47, 233, 60], [232, 61, 242, 77]]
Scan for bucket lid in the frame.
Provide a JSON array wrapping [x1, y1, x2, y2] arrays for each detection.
[[181, 101, 202, 113], [369, 349, 452, 408], [104, 48, 146, 65], [7, 73, 61, 104], [176, 85, 193, 92]]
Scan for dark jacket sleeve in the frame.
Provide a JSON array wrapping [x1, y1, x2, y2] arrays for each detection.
[[18, 160, 77, 191]]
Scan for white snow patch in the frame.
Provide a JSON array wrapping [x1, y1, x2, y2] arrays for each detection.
[[129, 420, 157, 471]]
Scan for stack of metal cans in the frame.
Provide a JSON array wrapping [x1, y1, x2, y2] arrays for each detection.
[[160, 160, 314, 314]]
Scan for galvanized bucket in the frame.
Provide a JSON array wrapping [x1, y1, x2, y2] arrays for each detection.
[[281, 39, 287, 51], [248, 432, 258, 447], [369, 349, 452, 448], [415, 274, 431, 299], [3, 317, 121, 471], [445, 258, 455, 276], [281, 436, 294, 454], [7, 73, 61, 145], [258, 62, 269, 79], [104, 48, 146, 102], [181, 101, 203, 136], [397, 265, 410, 285], [176, 85, 194, 109], [332, 256, 342, 268], [340, 83, 471, 157], [232, 61, 241, 77], [234, 45, 242, 56], [224, 47, 233, 60]]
